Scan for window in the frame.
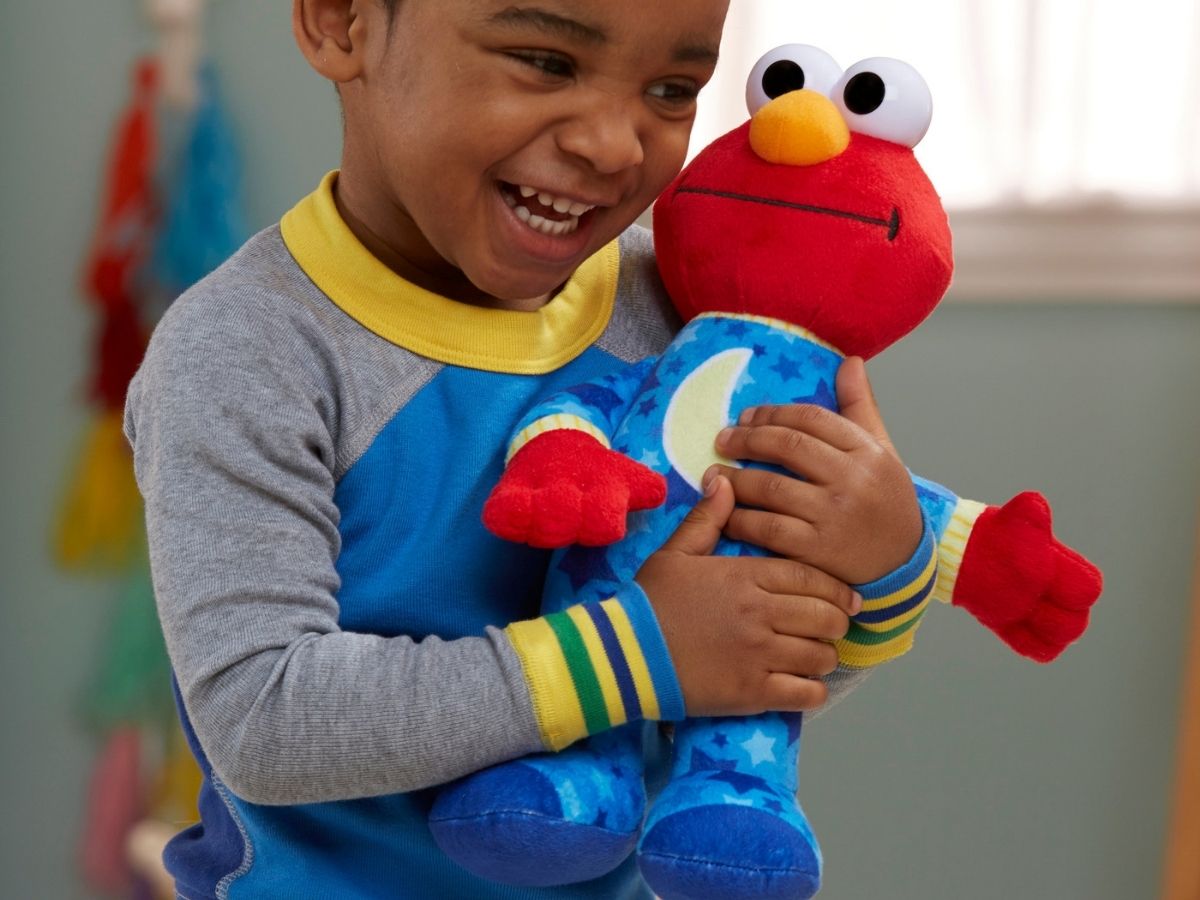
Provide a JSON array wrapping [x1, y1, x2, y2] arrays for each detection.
[[688, 1, 1200, 300]]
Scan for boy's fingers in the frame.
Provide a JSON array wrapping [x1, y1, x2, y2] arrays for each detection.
[[715, 424, 845, 484], [658, 475, 735, 557], [723, 508, 819, 562], [708, 464, 822, 520], [754, 558, 861, 616], [835, 356, 896, 453], [767, 594, 851, 643], [737, 402, 864, 453], [762, 671, 829, 713]]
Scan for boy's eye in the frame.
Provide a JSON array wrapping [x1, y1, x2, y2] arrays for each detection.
[[508, 51, 575, 80], [647, 81, 700, 105]]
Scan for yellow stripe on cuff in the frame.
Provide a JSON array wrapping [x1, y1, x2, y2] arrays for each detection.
[[932, 498, 987, 604], [600, 599, 661, 720], [860, 549, 939, 612], [836, 629, 920, 668], [506, 618, 588, 751], [564, 606, 628, 728], [854, 592, 935, 634]]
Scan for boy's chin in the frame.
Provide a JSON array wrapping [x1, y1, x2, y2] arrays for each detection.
[[468, 264, 578, 309]]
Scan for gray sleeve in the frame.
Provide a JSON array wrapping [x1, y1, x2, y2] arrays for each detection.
[[125, 287, 543, 806]]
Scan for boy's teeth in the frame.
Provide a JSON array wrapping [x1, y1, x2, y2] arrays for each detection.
[[513, 184, 596, 216], [507, 184, 591, 236]]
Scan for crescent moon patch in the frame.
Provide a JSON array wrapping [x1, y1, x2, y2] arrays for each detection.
[[662, 348, 754, 492]]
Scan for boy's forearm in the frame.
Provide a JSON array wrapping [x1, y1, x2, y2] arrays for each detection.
[[179, 623, 545, 805]]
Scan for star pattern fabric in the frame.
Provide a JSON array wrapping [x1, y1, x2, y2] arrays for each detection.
[[543, 314, 845, 613]]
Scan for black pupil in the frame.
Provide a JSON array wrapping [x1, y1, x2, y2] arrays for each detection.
[[762, 60, 806, 100], [843, 72, 886, 115]]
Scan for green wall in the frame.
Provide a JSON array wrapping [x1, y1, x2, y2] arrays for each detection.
[[2, 5, 1195, 898]]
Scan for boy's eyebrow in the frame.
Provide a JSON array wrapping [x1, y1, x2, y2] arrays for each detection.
[[486, 6, 608, 46], [485, 6, 720, 65]]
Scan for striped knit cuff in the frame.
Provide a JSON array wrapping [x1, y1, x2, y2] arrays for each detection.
[[835, 516, 939, 669], [504, 582, 685, 752], [930, 497, 988, 605]]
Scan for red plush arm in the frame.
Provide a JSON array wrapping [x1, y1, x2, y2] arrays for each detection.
[[482, 430, 667, 549], [952, 492, 1102, 662]]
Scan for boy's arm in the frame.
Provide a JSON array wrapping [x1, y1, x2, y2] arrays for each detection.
[[125, 293, 680, 806], [128, 291, 859, 803]]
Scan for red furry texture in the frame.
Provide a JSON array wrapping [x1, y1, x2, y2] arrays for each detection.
[[483, 430, 666, 549], [952, 492, 1103, 662], [654, 127, 952, 360]]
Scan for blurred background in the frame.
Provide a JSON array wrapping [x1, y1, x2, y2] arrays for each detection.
[[1, 2, 1197, 899]]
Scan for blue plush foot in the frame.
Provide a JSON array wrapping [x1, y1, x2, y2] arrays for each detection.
[[429, 726, 646, 886], [637, 777, 821, 900], [636, 712, 820, 900]]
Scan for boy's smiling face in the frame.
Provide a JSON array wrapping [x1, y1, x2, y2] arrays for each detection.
[[300, 0, 729, 309]]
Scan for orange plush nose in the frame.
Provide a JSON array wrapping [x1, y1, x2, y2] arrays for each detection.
[[749, 89, 850, 167]]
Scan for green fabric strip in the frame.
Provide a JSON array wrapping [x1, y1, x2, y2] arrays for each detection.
[[545, 612, 611, 734], [842, 613, 924, 646]]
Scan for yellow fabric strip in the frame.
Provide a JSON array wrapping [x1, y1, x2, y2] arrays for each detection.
[[506, 415, 611, 465], [600, 599, 661, 720], [505, 618, 587, 751], [932, 498, 988, 604], [280, 171, 619, 375], [859, 550, 939, 612], [854, 592, 934, 634], [836, 628, 920, 669], [564, 606, 628, 728]]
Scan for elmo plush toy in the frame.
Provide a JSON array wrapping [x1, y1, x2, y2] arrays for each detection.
[[429, 45, 1103, 900]]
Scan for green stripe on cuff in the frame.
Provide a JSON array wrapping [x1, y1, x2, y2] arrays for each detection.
[[841, 614, 924, 647], [545, 611, 611, 735]]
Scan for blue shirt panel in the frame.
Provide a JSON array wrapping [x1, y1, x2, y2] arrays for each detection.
[[217, 345, 660, 900]]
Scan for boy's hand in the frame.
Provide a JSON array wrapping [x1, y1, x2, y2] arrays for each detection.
[[637, 476, 862, 716], [707, 356, 922, 585]]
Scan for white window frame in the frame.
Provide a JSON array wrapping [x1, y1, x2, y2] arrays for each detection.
[[948, 205, 1200, 303]]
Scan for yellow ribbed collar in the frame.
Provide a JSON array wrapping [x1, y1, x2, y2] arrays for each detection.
[[280, 172, 619, 375]]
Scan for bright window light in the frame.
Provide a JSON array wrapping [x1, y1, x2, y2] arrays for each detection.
[[693, 1, 1200, 208]]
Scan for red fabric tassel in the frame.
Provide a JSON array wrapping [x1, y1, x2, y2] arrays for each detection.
[[90, 300, 149, 412], [83, 59, 159, 315], [79, 727, 145, 894]]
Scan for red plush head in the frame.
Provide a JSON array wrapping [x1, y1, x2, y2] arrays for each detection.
[[653, 47, 953, 360]]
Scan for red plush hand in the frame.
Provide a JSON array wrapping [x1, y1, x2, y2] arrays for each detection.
[[482, 430, 667, 548], [953, 492, 1102, 662]]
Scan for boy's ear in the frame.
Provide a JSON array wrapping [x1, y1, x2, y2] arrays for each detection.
[[292, 0, 368, 83]]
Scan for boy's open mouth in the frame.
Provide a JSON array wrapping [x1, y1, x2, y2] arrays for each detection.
[[500, 182, 596, 237]]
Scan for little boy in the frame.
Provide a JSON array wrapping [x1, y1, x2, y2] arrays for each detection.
[[123, 1, 933, 897]]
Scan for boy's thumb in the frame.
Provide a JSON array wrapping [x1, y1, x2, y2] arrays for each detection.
[[837, 356, 896, 454], [659, 475, 734, 557]]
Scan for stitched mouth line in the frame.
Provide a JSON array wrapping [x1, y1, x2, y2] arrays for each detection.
[[675, 186, 901, 241]]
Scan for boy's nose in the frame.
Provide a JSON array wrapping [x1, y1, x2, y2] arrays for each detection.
[[556, 96, 645, 174], [749, 89, 850, 166]]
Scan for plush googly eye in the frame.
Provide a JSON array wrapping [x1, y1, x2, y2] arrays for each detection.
[[746, 44, 843, 116], [831, 58, 933, 148]]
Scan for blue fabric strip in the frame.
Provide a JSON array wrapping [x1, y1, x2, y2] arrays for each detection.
[[585, 601, 643, 721], [615, 581, 685, 721]]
